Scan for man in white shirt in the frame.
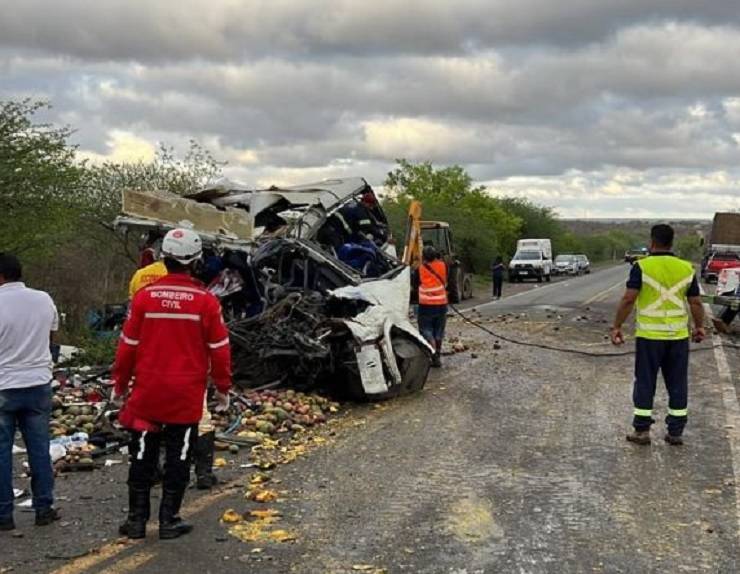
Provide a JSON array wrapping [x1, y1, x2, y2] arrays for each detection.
[[0, 253, 60, 531]]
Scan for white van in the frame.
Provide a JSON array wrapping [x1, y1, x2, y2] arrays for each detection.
[[509, 239, 553, 283]]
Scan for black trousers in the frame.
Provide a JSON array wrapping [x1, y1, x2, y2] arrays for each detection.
[[632, 338, 689, 436], [492, 275, 503, 298], [128, 424, 197, 493]]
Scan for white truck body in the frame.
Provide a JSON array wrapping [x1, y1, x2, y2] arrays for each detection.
[[509, 239, 553, 282], [516, 239, 553, 260]]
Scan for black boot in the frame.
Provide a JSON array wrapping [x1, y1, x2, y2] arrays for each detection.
[[119, 486, 150, 539], [194, 432, 218, 490], [159, 488, 193, 540], [432, 341, 442, 368]]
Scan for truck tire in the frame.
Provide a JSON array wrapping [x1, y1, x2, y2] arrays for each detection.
[[338, 333, 431, 401], [537, 273, 543, 283], [392, 333, 432, 395], [462, 274, 473, 299], [545, 273, 551, 282]]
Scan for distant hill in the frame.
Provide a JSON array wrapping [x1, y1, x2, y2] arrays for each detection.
[[560, 218, 710, 240]]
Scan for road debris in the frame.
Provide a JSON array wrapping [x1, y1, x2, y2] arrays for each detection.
[[222, 506, 296, 544]]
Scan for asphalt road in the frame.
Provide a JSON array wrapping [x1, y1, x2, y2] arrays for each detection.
[[468, 264, 631, 315], [3, 265, 740, 574]]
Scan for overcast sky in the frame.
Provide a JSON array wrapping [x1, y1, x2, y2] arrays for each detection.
[[2, 0, 739, 218]]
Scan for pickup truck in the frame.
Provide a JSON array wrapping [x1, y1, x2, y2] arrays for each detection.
[[509, 239, 553, 283], [703, 251, 740, 283]]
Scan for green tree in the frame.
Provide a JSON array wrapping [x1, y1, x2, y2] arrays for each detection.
[[385, 159, 484, 204], [0, 99, 87, 257], [83, 140, 224, 224], [675, 234, 703, 262], [0, 97, 226, 337], [496, 198, 562, 241], [383, 159, 521, 272]]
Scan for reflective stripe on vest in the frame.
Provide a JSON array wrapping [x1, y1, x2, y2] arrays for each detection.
[[635, 256, 694, 340], [419, 262, 448, 306]]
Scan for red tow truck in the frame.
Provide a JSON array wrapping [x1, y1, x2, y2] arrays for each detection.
[[703, 251, 740, 283], [701, 213, 740, 283]]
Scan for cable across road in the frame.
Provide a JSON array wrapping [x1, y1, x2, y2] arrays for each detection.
[[449, 303, 740, 358]]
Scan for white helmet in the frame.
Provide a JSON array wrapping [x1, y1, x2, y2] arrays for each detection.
[[161, 228, 203, 264]]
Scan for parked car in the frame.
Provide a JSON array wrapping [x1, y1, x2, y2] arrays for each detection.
[[624, 247, 648, 264], [575, 254, 591, 274], [553, 254, 579, 276]]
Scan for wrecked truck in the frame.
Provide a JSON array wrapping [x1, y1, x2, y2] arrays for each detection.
[[114, 177, 432, 400]]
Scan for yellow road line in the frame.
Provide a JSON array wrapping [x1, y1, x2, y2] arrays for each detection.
[[49, 543, 134, 574], [99, 550, 155, 574], [583, 280, 625, 306], [49, 480, 245, 574]]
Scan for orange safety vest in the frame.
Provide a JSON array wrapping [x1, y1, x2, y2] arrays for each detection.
[[419, 260, 448, 306]]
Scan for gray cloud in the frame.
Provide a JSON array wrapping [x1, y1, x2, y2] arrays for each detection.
[[1, 3, 739, 217], [2, 1, 740, 62]]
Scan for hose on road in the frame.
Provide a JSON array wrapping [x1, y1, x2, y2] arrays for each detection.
[[448, 303, 739, 358]]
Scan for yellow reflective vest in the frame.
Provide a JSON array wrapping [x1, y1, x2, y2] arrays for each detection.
[[635, 255, 695, 340]]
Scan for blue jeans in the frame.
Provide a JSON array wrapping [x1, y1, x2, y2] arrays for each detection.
[[0, 384, 54, 519], [417, 304, 448, 345]]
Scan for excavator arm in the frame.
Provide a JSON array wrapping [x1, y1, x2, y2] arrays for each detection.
[[402, 200, 423, 268]]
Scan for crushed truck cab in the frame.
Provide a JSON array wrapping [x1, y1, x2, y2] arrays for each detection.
[[114, 177, 432, 401]]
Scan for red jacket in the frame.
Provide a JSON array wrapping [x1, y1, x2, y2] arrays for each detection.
[[113, 272, 232, 425]]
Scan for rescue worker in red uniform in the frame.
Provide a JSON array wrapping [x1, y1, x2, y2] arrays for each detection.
[[417, 245, 448, 367], [112, 228, 231, 540]]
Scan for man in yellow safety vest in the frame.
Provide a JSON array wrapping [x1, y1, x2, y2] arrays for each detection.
[[610, 224, 705, 446]]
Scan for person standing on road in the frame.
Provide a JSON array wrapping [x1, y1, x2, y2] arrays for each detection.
[[127, 237, 220, 491], [112, 229, 232, 540], [0, 253, 61, 531], [610, 224, 705, 446], [492, 256, 505, 300], [418, 245, 448, 368]]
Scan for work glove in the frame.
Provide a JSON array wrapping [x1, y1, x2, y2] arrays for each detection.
[[214, 391, 230, 413]]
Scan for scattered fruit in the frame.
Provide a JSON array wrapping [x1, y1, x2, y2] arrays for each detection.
[[247, 489, 278, 503], [221, 509, 243, 524]]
